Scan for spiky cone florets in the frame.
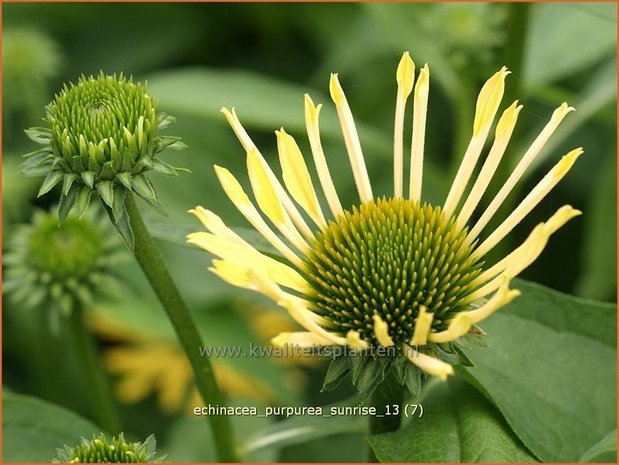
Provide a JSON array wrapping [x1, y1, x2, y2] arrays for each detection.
[[22, 73, 186, 243], [53, 433, 165, 463], [4, 208, 125, 316], [187, 52, 582, 397]]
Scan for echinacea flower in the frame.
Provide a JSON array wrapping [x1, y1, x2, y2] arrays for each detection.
[[188, 53, 581, 386]]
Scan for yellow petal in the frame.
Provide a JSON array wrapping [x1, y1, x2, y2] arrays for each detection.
[[409, 64, 430, 201], [214, 165, 251, 208], [247, 148, 286, 224], [404, 347, 454, 381], [346, 330, 369, 349], [373, 314, 395, 347], [428, 312, 474, 344], [277, 129, 325, 227], [272, 331, 335, 347], [396, 52, 415, 99], [465, 276, 521, 324], [188, 206, 247, 245], [410, 305, 434, 346], [473, 66, 510, 136]]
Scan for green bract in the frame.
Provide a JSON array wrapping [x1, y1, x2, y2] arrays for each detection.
[[53, 433, 165, 463], [22, 73, 186, 247], [4, 209, 124, 315]]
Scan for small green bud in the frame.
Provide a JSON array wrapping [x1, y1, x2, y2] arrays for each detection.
[[53, 433, 165, 463], [22, 73, 187, 248], [4, 208, 125, 315]]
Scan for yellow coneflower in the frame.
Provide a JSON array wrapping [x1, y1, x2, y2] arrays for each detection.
[[188, 52, 580, 381]]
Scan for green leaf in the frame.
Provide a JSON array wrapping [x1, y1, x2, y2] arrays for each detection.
[[460, 280, 616, 462], [579, 429, 617, 463], [321, 356, 352, 392], [368, 378, 537, 462], [2, 393, 101, 462], [524, 3, 616, 85]]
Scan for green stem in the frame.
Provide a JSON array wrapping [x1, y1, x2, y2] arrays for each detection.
[[69, 305, 122, 434], [502, 2, 531, 105], [124, 192, 238, 462], [367, 372, 405, 462]]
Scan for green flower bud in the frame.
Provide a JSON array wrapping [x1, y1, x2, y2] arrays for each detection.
[[53, 433, 165, 463], [4, 208, 125, 315], [22, 73, 187, 247]]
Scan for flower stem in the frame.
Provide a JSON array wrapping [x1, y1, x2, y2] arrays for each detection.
[[69, 305, 122, 434], [367, 372, 404, 462], [123, 192, 238, 462]]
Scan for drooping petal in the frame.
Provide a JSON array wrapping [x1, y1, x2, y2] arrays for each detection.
[[394, 52, 415, 198], [189, 206, 247, 246], [330, 73, 373, 202], [304, 94, 344, 217], [404, 346, 454, 381], [373, 314, 395, 347], [346, 330, 369, 349], [409, 305, 433, 346], [272, 331, 335, 347]]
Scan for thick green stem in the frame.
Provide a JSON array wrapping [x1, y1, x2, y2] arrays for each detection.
[[69, 305, 122, 434], [124, 193, 238, 462], [367, 372, 405, 462], [502, 2, 531, 105]]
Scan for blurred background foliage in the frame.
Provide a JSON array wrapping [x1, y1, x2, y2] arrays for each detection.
[[2, 2, 616, 462]]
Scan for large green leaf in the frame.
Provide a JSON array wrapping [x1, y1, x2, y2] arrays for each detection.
[[3, 393, 101, 462], [524, 3, 616, 85], [461, 280, 616, 462], [368, 378, 536, 462]]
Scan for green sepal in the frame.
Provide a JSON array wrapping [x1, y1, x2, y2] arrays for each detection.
[[157, 113, 176, 129], [116, 172, 132, 190], [152, 159, 179, 177], [131, 174, 157, 202], [351, 355, 369, 386], [99, 160, 116, 179], [104, 202, 134, 251], [392, 354, 409, 384], [24, 127, 52, 144], [74, 186, 93, 218], [62, 173, 79, 196], [321, 356, 352, 392], [354, 357, 383, 398], [22, 147, 53, 159], [80, 171, 95, 188], [158, 136, 187, 151], [71, 155, 85, 173], [111, 186, 127, 223], [403, 363, 422, 401], [96, 181, 115, 209], [58, 185, 80, 223], [37, 170, 64, 197]]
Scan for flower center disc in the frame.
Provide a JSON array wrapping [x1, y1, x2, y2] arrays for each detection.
[[303, 197, 482, 346]]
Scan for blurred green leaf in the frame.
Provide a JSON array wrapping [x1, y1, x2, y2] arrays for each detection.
[[575, 152, 616, 301], [461, 280, 616, 462], [524, 3, 616, 85], [368, 378, 536, 462], [3, 393, 101, 462], [147, 68, 389, 153]]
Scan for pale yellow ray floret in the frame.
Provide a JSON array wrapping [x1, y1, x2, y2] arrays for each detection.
[[373, 314, 395, 347], [213, 165, 302, 266], [304, 94, 344, 217], [346, 330, 370, 350], [409, 64, 430, 201], [271, 331, 335, 347], [246, 148, 309, 253], [443, 67, 510, 219], [276, 128, 326, 228], [222, 107, 314, 239], [467, 102, 575, 242], [394, 52, 415, 198], [409, 305, 433, 346], [456, 100, 523, 229], [330, 73, 373, 202], [473, 147, 583, 258], [404, 346, 454, 381]]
